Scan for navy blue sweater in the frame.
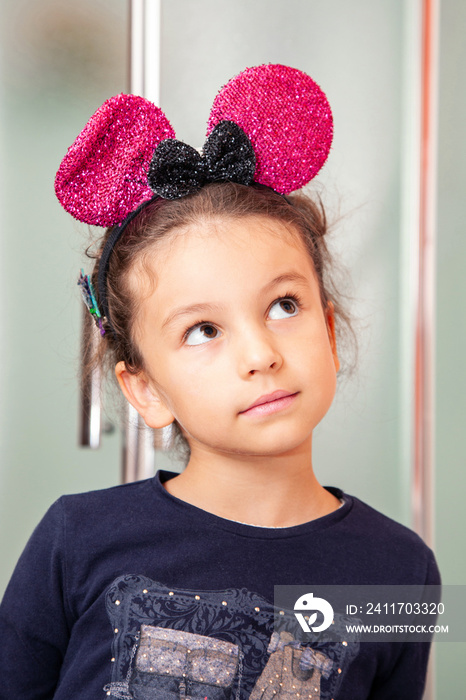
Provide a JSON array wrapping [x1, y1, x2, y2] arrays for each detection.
[[0, 470, 440, 699]]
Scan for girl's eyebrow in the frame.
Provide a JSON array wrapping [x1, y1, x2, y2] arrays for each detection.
[[262, 272, 310, 293], [162, 303, 223, 330], [161, 272, 310, 330]]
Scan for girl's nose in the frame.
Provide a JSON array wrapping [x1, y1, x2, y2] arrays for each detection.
[[236, 328, 283, 377]]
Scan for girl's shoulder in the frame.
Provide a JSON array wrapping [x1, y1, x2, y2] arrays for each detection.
[[27, 477, 161, 554], [58, 475, 157, 512], [335, 489, 440, 586]]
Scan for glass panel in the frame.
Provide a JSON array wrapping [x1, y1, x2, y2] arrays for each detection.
[[159, 0, 407, 519], [0, 0, 128, 594], [435, 0, 466, 694]]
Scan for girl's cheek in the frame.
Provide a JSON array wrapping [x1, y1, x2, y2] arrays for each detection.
[[180, 338, 226, 365]]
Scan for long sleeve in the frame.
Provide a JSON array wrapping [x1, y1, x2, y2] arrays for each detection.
[[0, 499, 71, 699], [368, 549, 441, 699]]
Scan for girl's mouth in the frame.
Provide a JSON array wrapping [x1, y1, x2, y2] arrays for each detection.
[[239, 390, 299, 417]]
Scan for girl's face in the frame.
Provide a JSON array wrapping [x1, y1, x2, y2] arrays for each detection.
[[120, 216, 339, 461]]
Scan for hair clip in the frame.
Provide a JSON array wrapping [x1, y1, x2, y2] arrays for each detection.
[[78, 270, 105, 336]]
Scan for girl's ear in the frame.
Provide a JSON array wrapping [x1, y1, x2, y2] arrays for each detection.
[[115, 361, 175, 429], [326, 302, 340, 373]]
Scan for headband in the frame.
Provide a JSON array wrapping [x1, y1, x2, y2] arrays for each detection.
[[55, 64, 333, 335]]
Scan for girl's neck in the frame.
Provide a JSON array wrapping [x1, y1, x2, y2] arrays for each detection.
[[163, 441, 341, 528]]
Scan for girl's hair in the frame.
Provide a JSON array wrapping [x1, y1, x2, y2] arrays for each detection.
[[87, 182, 354, 453]]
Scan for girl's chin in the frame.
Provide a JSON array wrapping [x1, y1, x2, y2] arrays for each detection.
[[187, 433, 312, 461]]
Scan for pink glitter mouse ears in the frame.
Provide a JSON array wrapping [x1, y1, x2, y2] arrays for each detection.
[[55, 64, 333, 227], [55, 64, 333, 335]]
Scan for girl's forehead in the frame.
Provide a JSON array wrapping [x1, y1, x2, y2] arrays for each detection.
[[150, 215, 309, 269], [131, 215, 318, 311]]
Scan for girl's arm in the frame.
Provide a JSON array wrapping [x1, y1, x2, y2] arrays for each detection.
[[0, 500, 70, 699], [370, 550, 440, 699]]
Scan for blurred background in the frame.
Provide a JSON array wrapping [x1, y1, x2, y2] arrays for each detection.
[[0, 1, 464, 697]]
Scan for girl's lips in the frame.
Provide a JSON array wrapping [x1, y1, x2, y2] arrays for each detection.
[[240, 391, 299, 417]]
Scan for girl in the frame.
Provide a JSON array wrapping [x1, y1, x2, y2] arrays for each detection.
[[0, 65, 439, 700]]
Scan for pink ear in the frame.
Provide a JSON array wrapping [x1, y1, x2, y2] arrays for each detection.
[[207, 64, 333, 195], [55, 94, 175, 226]]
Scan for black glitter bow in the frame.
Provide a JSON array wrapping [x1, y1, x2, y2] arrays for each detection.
[[147, 120, 256, 199]]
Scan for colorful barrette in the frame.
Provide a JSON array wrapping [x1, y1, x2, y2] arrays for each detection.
[[55, 64, 333, 333], [77, 270, 105, 336]]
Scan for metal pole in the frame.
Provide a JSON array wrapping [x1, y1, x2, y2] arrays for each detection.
[[123, 403, 156, 482], [400, 1, 439, 697], [413, 0, 438, 549], [400, 0, 438, 547], [130, 0, 144, 96], [143, 0, 161, 104], [122, 0, 162, 482]]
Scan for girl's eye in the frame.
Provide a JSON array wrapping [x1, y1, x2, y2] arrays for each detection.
[[185, 323, 220, 346], [268, 297, 299, 320]]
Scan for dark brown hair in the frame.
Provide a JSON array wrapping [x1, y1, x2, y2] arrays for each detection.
[[89, 182, 353, 375]]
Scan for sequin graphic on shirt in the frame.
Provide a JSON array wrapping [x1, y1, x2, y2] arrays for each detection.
[[104, 575, 359, 700]]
